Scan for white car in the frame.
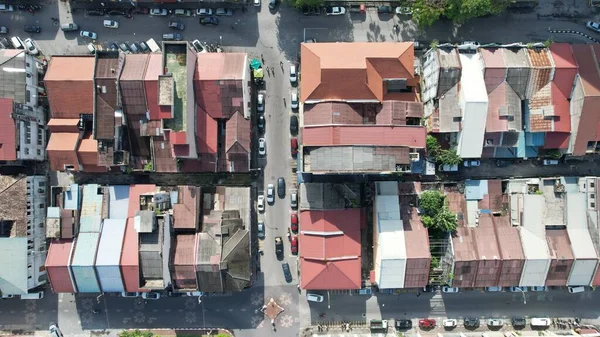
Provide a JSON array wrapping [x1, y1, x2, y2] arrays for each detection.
[[254, 0, 261, 6], [289, 64, 297, 83], [486, 286, 503, 292], [443, 319, 457, 328], [487, 318, 504, 327], [442, 286, 459, 293], [103, 20, 119, 29], [509, 286, 528, 292], [586, 21, 600, 33], [0, 4, 13, 11], [23, 38, 38, 55], [463, 160, 481, 167], [150, 8, 168, 16], [306, 293, 324, 302], [257, 93, 265, 112], [197, 8, 213, 16], [326, 6, 346, 15], [121, 292, 140, 298], [257, 195, 265, 212], [186, 291, 203, 297], [291, 91, 298, 109], [141, 292, 160, 300], [79, 31, 97, 39], [266, 184, 274, 203], [395, 6, 413, 15], [258, 137, 266, 156]]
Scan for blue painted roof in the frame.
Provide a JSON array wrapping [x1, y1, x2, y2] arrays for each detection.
[[72, 232, 101, 267], [64, 184, 80, 210], [109, 185, 130, 220], [80, 215, 102, 233], [465, 180, 488, 200], [525, 132, 545, 147], [47, 207, 60, 219]]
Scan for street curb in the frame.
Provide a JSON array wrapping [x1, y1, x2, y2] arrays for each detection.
[[547, 27, 599, 43]]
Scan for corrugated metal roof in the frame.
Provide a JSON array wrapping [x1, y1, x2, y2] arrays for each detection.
[[195, 53, 247, 80], [494, 215, 525, 260], [465, 180, 488, 200], [458, 53, 488, 158], [96, 219, 127, 266], [72, 232, 101, 266], [566, 192, 597, 259], [0, 98, 15, 161], [437, 84, 461, 132], [520, 194, 550, 259], [64, 184, 80, 210], [308, 146, 409, 172], [225, 111, 250, 154], [475, 214, 501, 260], [546, 228, 574, 260], [109, 185, 130, 220], [453, 227, 478, 262], [302, 125, 426, 148], [79, 215, 102, 233], [299, 183, 362, 210], [0, 238, 27, 294], [172, 234, 196, 266], [47, 207, 61, 219], [0, 50, 26, 104], [173, 186, 200, 230], [196, 105, 218, 154], [550, 43, 578, 99], [375, 194, 406, 259], [127, 185, 157, 218], [81, 184, 104, 218]]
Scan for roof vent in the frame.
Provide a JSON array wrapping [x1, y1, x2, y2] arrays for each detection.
[[111, 68, 115, 74]]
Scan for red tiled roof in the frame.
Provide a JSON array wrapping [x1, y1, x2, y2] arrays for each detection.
[[47, 118, 80, 133], [225, 111, 250, 153], [570, 45, 600, 155], [550, 43, 578, 99], [196, 106, 218, 154], [172, 234, 197, 266], [127, 184, 157, 218], [302, 125, 426, 148], [45, 56, 96, 119], [170, 131, 187, 145], [144, 54, 163, 121], [77, 132, 98, 166], [299, 209, 362, 290], [550, 82, 571, 133], [0, 98, 15, 161], [173, 186, 200, 230], [47, 132, 80, 171], [544, 132, 570, 149], [301, 42, 418, 102]]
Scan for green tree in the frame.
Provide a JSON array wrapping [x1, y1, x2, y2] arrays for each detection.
[[419, 190, 445, 217], [285, 0, 323, 9], [433, 206, 458, 232], [413, 0, 511, 27], [426, 135, 441, 157], [119, 330, 154, 337], [436, 149, 462, 166]]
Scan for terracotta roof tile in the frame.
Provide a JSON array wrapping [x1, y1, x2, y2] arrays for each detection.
[[0, 98, 15, 161], [47, 132, 80, 171], [550, 43, 578, 99], [194, 53, 246, 80], [302, 125, 426, 148], [225, 111, 250, 153], [301, 42, 416, 102], [47, 118, 80, 133], [196, 106, 218, 154], [45, 56, 96, 118]]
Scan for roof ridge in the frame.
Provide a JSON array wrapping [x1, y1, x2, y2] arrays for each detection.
[[0, 50, 24, 67], [305, 261, 357, 289]]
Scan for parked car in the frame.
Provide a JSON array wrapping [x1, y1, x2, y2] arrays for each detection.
[[23, 38, 38, 55], [290, 137, 298, 156], [509, 286, 528, 292], [139, 41, 149, 52], [325, 6, 346, 15], [257, 114, 265, 133], [200, 16, 219, 25], [275, 237, 283, 257], [463, 160, 481, 167], [488, 318, 504, 327], [162, 33, 183, 41], [291, 91, 298, 109], [395, 6, 413, 15], [543, 159, 559, 165], [530, 317, 551, 328], [495, 159, 512, 167], [103, 20, 119, 29], [80, 30, 97, 39], [442, 286, 459, 293], [168, 21, 185, 30], [377, 5, 392, 13], [49, 323, 63, 337], [254, 0, 261, 7], [107, 9, 125, 16], [586, 21, 600, 33], [150, 8, 168, 16], [216, 8, 233, 16], [568, 286, 586, 293], [464, 317, 480, 328], [290, 115, 298, 134], [0, 4, 13, 11], [530, 286, 547, 292], [257, 195, 265, 212], [86, 9, 105, 16], [257, 220, 265, 239], [290, 211, 298, 232], [129, 42, 139, 53], [277, 178, 285, 197], [486, 286, 503, 292], [174, 9, 192, 16], [141, 292, 160, 300], [419, 319, 436, 329], [289, 64, 297, 83], [395, 319, 412, 329], [24, 25, 41, 33], [192, 39, 205, 53], [306, 293, 324, 302], [443, 319, 457, 328], [282, 262, 292, 282], [438, 164, 458, 172], [290, 235, 298, 254], [290, 191, 297, 209], [511, 317, 527, 328], [258, 137, 266, 156], [266, 184, 275, 203], [257, 92, 265, 112], [60, 23, 78, 32], [108, 42, 119, 51], [185, 291, 203, 297], [197, 8, 213, 16], [269, 0, 277, 9], [118, 42, 130, 52]]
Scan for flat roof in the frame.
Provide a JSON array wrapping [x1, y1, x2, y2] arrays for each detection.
[[72, 232, 101, 266], [96, 219, 127, 266], [376, 194, 406, 260], [460, 53, 488, 102], [0, 238, 27, 294], [520, 194, 550, 260]]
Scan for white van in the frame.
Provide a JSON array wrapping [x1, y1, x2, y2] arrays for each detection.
[[306, 293, 324, 302], [568, 286, 586, 293], [145, 38, 160, 52], [10, 36, 23, 49], [530, 317, 551, 327], [21, 291, 44, 300]]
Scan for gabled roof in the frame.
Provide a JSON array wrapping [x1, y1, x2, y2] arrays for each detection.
[[173, 186, 200, 230], [196, 105, 218, 154], [225, 111, 250, 153], [302, 125, 426, 148], [45, 56, 96, 118], [550, 43, 578, 99], [300, 42, 417, 102], [486, 82, 522, 132], [0, 98, 15, 161], [194, 53, 247, 80]]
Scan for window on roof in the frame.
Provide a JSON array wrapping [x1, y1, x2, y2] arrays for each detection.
[[385, 79, 411, 93]]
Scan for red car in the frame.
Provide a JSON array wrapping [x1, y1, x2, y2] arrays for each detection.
[[291, 211, 298, 232], [290, 235, 298, 254], [291, 137, 298, 156], [419, 319, 436, 329]]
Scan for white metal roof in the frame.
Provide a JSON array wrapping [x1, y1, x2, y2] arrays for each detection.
[[457, 53, 488, 159], [459, 53, 488, 102], [375, 195, 406, 260], [375, 181, 398, 196], [566, 193, 597, 259], [0, 238, 28, 295], [95, 219, 127, 266], [520, 194, 550, 260]]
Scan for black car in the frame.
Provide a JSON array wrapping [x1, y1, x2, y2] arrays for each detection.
[[257, 114, 265, 133], [200, 16, 219, 25], [108, 42, 119, 51], [282, 262, 292, 283], [395, 319, 412, 329], [24, 25, 41, 33], [168, 21, 185, 31], [167, 291, 184, 297], [277, 177, 285, 198], [86, 9, 105, 16], [464, 317, 480, 329], [511, 317, 526, 328], [107, 9, 126, 16], [162, 33, 183, 41], [118, 43, 129, 52], [377, 5, 392, 13], [290, 115, 298, 134], [131, 7, 149, 15]]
